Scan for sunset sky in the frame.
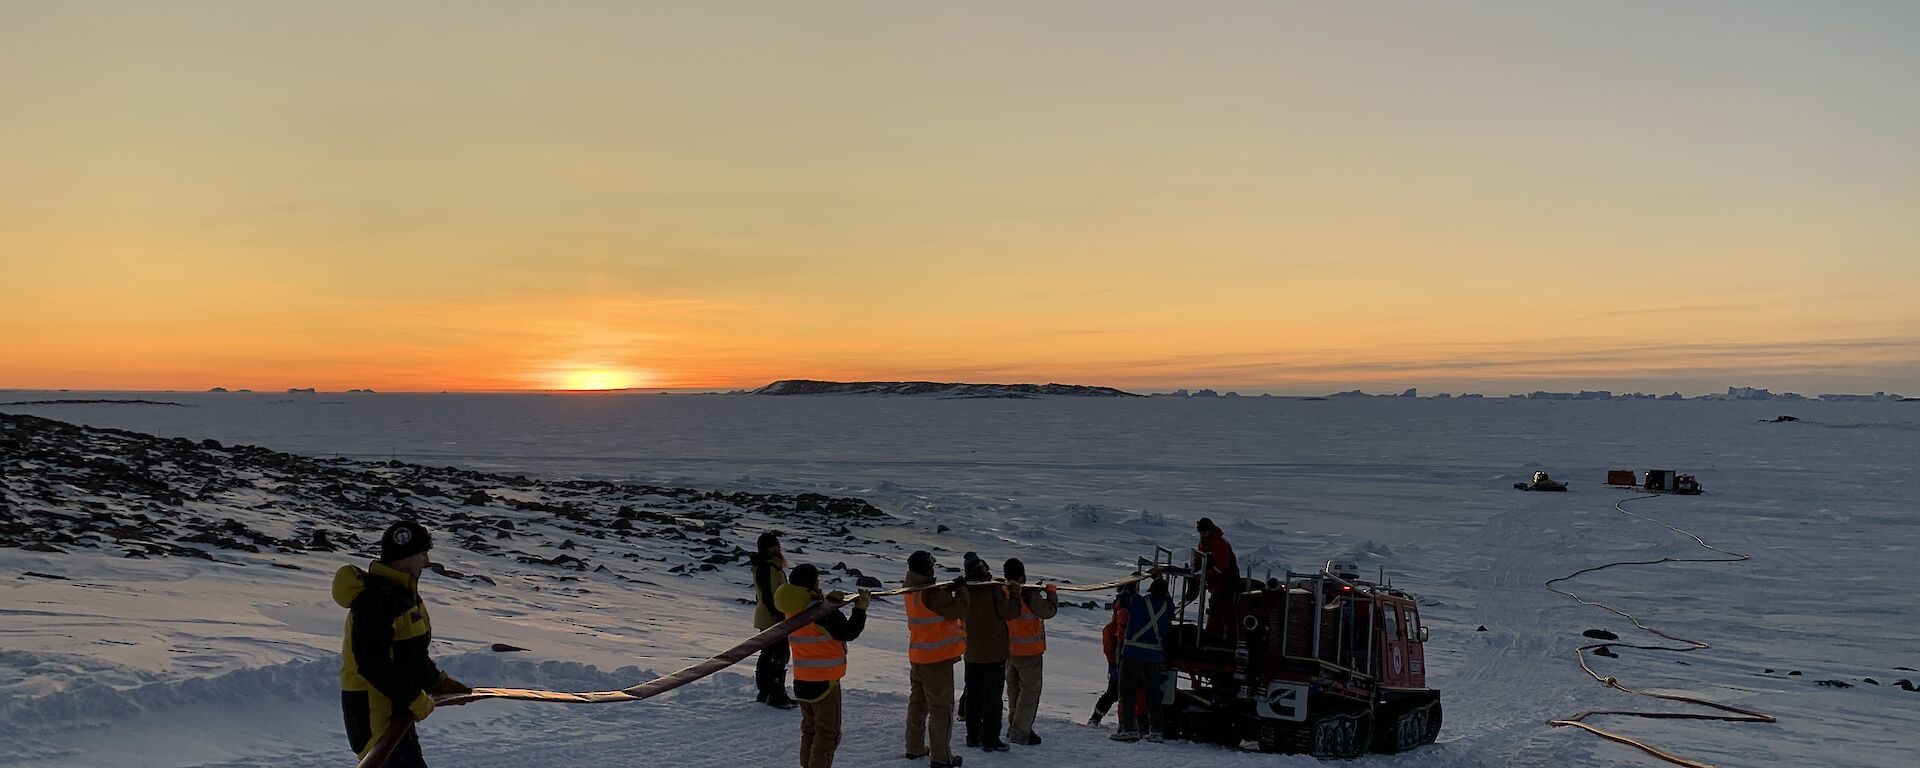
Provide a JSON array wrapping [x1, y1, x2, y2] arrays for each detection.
[[4, 2, 1917, 394]]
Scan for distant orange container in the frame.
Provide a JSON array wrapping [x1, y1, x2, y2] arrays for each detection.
[[1606, 470, 1636, 486]]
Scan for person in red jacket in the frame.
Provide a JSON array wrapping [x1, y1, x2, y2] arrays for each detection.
[[1087, 588, 1130, 726], [1194, 517, 1239, 638]]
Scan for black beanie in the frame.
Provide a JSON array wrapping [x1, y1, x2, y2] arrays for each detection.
[[380, 520, 432, 563], [908, 550, 935, 576], [1197, 517, 1217, 534], [1003, 557, 1026, 583], [757, 531, 780, 557], [1149, 577, 1169, 598], [789, 563, 820, 590]]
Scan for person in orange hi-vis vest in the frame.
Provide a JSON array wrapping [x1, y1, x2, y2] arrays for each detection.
[[1001, 558, 1058, 746], [901, 551, 970, 768], [773, 563, 868, 768]]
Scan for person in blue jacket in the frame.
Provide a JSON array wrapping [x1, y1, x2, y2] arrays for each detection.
[[1111, 576, 1173, 742]]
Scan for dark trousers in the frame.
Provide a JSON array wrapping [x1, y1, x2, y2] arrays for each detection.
[[1117, 659, 1164, 736], [343, 690, 428, 768], [756, 637, 791, 700], [962, 661, 1006, 746], [1204, 585, 1239, 638], [1093, 664, 1119, 717]]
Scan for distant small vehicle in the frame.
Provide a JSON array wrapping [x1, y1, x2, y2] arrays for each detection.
[[1514, 471, 1568, 492], [1606, 469, 1702, 494]]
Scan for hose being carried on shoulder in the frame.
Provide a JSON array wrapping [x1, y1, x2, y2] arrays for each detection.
[[357, 566, 1167, 768], [1545, 495, 1775, 768]]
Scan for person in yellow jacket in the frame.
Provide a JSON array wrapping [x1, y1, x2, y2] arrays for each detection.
[[751, 531, 797, 708], [902, 551, 969, 767], [775, 563, 869, 768], [1001, 558, 1058, 746], [334, 521, 471, 767]]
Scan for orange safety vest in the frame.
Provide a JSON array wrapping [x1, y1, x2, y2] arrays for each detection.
[[789, 616, 847, 682], [1008, 593, 1046, 657], [905, 592, 966, 664]]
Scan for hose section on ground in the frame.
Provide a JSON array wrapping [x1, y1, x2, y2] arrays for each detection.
[[1545, 495, 1775, 768]]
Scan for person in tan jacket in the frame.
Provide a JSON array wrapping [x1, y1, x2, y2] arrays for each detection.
[[958, 552, 1023, 752], [1001, 558, 1058, 746]]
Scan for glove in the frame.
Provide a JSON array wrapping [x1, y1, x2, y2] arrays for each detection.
[[430, 674, 473, 704], [855, 590, 872, 610], [1045, 584, 1058, 597], [406, 691, 435, 721], [826, 590, 847, 603]]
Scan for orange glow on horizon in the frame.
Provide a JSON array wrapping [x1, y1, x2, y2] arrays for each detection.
[[3, 4, 1917, 395], [556, 369, 643, 391]]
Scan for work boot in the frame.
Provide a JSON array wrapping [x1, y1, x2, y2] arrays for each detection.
[[1087, 712, 1104, 726], [1022, 733, 1042, 746], [984, 740, 1011, 753], [1109, 729, 1142, 742], [1145, 732, 1165, 743], [764, 691, 797, 709], [903, 752, 928, 761], [931, 758, 963, 768]]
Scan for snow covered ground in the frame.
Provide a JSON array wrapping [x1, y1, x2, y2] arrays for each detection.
[[2, 393, 1916, 767]]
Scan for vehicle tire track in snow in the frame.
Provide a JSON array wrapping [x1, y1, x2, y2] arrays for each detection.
[[1432, 501, 1596, 767]]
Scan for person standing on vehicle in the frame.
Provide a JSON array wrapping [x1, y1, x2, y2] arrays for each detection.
[[751, 531, 798, 708], [775, 563, 869, 768], [1112, 577, 1173, 742], [1001, 557, 1057, 746], [1194, 517, 1239, 637]]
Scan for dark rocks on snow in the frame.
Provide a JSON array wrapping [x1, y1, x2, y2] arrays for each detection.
[[1788, 671, 1803, 676], [1476, 626, 1488, 632], [1593, 647, 1619, 658], [491, 643, 529, 653], [1895, 680, 1916, 691], [1863, 678, 1880, 685], [855, 575, 883, 589], [1, 413, 913, 595], [22, 571, 67, 580], [1583, 629, 1621, 641], [936, 525, 951, 533], [1816, 679, 1854, 689]]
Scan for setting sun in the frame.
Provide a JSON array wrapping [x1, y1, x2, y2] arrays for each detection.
[[558, 369, 639, 391]]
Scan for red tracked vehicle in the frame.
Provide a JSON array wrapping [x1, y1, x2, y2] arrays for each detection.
[[1145, 549, 1442, 758]]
